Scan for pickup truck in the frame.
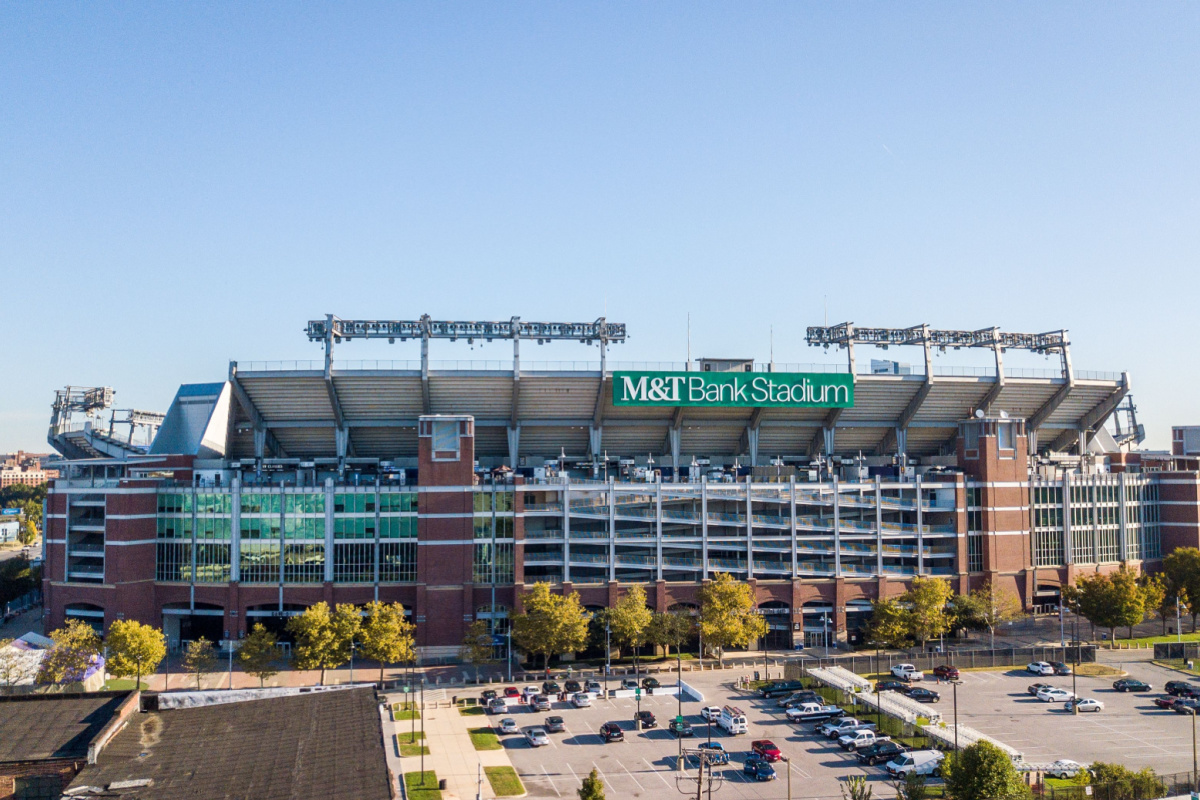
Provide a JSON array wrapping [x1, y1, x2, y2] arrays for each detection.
[[819, 718, 878, 740], [839, 729, 891, 751], [786, 703, 846, 723]]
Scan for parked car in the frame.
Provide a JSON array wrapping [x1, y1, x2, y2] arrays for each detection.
[[932, 665, 960, 681], [522, 685, 541, 701], [876, 680, 910, 693], [820, 718, 877, 740], [904, 687, 941, 704], [785, 703, 845, 723], [1153, 695, 1179, 710], [700, 706, 723, 723], [1173, 698, 1200, 715], [1037, 687, 1076, 703], [840, 729, 890, 751], [642, 677, 660, 690], [620, 679, 639, 691], [1065, 698, 1104, 713], [571, 692, 592, 708], [532, 695, 551, 712], [544, 716, 565, 733], [1027, 661, 1055, 676], [1165, 681, 1198, 697], [751, 740, 782, 762], [542, 681, 561, 695], [1027, 683, 1053, 696], [524, 726, 550, 747], [487, 699, 508, 715], [857, 740, 908, 767], [743, 755, 778, 781], [635, 711, 657, 729], [759, 680, 806, 698], [498, 718, 519, 734], [778, 690, 822, 708], [669, 719, 695, 737], [696, 741, 727, 764], [599, 722, 624, 742], [885, 750, 945, 778], [480, 689, 498, 702], [564, 680, 581, 694], [891, 664, 924, 682], [503, 686, 521, 699], [1113, 679, 1152, 693], [584, 680, 602, 694], [1045, 760, 1087, 779], [1051, 662, 1073, 676]]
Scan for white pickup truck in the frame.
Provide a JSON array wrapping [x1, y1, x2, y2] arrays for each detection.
[[818, 717, 877, 740], [839, 729, 891, 751], [785, 703, 846, 723]]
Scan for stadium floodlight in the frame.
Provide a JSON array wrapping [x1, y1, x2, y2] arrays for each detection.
[[306, 315, 626, 346], [805, 323, 1068, 355]]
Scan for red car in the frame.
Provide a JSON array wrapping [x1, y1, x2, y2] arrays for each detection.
[[503, 686, 521, 698], [751, 740, 782, 762], [932, 665, 960, 680], [1154, 695, 1180, 710]]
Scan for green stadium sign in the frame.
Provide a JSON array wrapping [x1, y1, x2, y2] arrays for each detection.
[[612, 371, 853, 408]]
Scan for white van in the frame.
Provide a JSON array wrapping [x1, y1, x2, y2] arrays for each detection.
[[885, 750, 945, 778], [718, 705, 748, 735]]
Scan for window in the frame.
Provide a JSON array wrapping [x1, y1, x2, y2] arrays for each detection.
[[474, 541, 515, 583], [380, 493, 416, 513], [333, 542, 375, 582], [1034, 530, 1064, 567], [156, 542, 192, 581], [334, 494, 376, 514], [241, 493, 282, 514], [380, 541, 417, 582], [379, 516, 415, 538], [240, 541, 281, 583], [241, 517, 281, 539], [335, 517, 376, 539], [195, 543, 232, 583], [997, 423, 1014, 450], [283, 543, 324, 583], [967, 534, 984, 572], [284, 493, 325, 514], [284, 517, 324, 540], [433, 419, 459, 456]]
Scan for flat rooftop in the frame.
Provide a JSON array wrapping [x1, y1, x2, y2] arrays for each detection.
[[0, 691, 131, 762]]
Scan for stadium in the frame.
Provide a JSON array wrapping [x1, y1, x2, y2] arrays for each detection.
[[41, 316, 1198, 661]]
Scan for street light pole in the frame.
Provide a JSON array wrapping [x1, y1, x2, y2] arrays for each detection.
[[350, 642, 356, 684], [953, 680, 959, 752], [228, 641, 234, 691]]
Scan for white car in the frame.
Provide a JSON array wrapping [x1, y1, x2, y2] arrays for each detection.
[[524, 726, 550, 747], [571, 692, 592, 708], [498, 718, 519, 734], [620, 679, 639, 691], [522, 685, 541, 700], [1045, 760, 1087, 779], [1065, 698, 1104, 713], [891, 664, 923, 681], [1036, 687, 1075, 703], [1027, 661, 1055, 676], [700, 706, 722, 722]]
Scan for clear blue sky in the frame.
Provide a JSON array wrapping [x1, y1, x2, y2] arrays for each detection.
[[3, 3, 1197, 451]]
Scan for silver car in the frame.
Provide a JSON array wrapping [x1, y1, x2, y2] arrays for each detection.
[[572, 692, 592, 708], [524, 726, 550, 747], [498, 718, 519, 734]]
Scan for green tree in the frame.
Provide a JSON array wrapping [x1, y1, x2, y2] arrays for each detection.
[[608, 584, 653, 668], [236, 624, 280, 687], [1139, 574, 1169, 635], [893, 771, 928, 800], [361, 600, 415, 683], [1065, 573, 1118, 641], [1163, 547, 1200, 631], [511, 582, 591, 672], [963, 580, 1025, 649], [697, 573, 768, 666], [17, 518, 37, 546], [1088, 762, 1166, 800], [647, 610, 695, 658], [1111, 566, 1146, 640], [943, 740, 1030, 800], [288, 601, 362, 685], [460, 620, 495, 667], [867, 598, 911, 650], [905, 576, 954, 646], [36, 619, 102, 685], [183, 637, 218, 690], [105, 620, 166, 689], [841, 775, 874, 800], [577, 767, 605, 800]]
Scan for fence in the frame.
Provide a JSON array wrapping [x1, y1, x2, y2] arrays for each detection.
[[1153, 642, 1200, 661], [1041, 770, 1196, 800], [4, 589, 41, 619], [785, 645, 1096, 677]]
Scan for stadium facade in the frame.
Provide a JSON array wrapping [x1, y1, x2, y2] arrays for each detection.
[[41, 318, 1200, 660]]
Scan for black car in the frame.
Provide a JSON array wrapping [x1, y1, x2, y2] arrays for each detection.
[[779, 691, 822, 708], [636, 710, 658, 728], [481, 689, 498, 702], [542, 681, 561, 694], [759, 680, 806, 698], [1027, 683, 1053, 696], [668, 719, 695, 737], [545, 716, 566, 733], [1051, 662, 1073, 676], [875, 680, 909, 693], [564, 680, 582, 694], [856, 740, 908, 767], [904, 687, 941, 703], [642, 677, 660, 691], [1113, 679, 1152, 693], [1166, 681, 1198, 697], [600, 722, 624, 742]]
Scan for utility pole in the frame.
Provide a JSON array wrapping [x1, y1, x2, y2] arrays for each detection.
[[420, 678, 426, 783], [228, 641, 234, 691], [1178, 595, 1183, 643], [953, 680, 959, 752]]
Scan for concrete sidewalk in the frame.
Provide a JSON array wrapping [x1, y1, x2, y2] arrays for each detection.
[[386, 693, 520, 800]]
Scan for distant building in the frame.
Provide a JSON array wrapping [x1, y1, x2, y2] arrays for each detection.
[[0, 452, 55, 488], [0, 518, 18, 543]]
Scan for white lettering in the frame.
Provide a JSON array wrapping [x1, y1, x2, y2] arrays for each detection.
[[689, 377, 705, 402], [620, 376, 648, 402], [750, 376, 768, 403]]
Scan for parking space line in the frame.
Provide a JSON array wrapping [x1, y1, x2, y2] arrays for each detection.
[[644, 758, 673, 788], [620, 760, 646, 791], [541, 765, 561, 797]]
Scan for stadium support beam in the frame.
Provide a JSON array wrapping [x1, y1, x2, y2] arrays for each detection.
[[877, 324, 933, 456], [1048, 372, 1130, 453], [976, 328, 1006, 414], [320, 315, 355, 458], [227, 364, 286, 459], [1027, 342, 1075, 455], [738, 407, 766, 465], [511, 327, 522, 426], [592, 339, 609, 427], [507, 425, 520, 468]]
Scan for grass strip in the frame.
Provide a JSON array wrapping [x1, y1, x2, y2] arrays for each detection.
[[392, 701, 421, 720], [468, 726, 502, 751], [459, 705, 486, 716], [485, 766, 525, 796], [404, 771, 441, 800]]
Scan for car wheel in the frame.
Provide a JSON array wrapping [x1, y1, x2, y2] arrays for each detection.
[[932, 767, 942, 778]]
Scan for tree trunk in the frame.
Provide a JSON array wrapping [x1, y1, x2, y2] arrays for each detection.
[[320, 667, 326, 686], [380, 663, 385, 686]]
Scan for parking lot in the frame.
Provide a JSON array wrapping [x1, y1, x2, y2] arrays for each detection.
[[493, 672, 903, 799], [950, 661, 1199, 775]]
